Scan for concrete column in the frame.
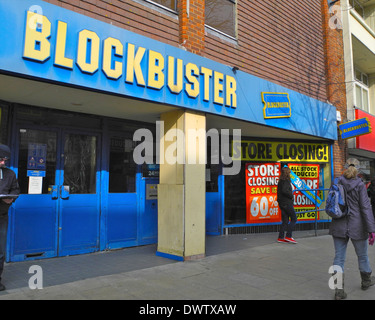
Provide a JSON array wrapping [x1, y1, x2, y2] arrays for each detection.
[[156, 110, 206, 261]]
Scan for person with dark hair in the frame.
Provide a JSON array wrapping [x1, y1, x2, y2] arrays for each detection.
[[0, 144, 19, 291], [329, 158, 375, 300], [276, 165, 298, 244]]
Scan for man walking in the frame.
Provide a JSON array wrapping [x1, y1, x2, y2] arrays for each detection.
[[0, 144, 19, 291]]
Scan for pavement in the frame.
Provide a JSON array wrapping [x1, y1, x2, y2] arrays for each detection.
[[1, 229, 375, 301]]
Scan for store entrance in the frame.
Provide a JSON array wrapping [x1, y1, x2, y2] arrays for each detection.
[[10, 127, 100, 261], [106, 134, 158, 250]]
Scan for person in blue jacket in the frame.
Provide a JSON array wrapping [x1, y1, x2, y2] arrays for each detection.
[[0, 144, 19, 291]]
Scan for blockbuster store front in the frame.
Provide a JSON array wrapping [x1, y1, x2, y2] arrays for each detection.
[[0, 0, 337, 261]]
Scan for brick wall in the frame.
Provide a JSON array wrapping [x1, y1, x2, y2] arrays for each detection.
[[178, 0, 205, 54], [42, 0, 179, 46], [43, 0, 331, 103], [321, 0, 348, 177], [205, 0, 328, 102]]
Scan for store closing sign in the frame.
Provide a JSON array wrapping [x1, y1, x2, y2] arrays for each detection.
[[289, 165, 322, 207], [289, 164, 322, 221], [233, 141, 329, 162], [245, 163, 281, 224], [246, 163, 322, 224]]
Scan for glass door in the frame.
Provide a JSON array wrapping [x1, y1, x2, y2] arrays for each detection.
[[106, 133, 158, 249], [57, 131, 100, 256], [106, 135, 139, 249], [10, 127, 100, 261], [10, 128, 59, 261]]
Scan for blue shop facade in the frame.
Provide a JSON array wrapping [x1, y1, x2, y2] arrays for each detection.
[[0, 0, 337, 262]]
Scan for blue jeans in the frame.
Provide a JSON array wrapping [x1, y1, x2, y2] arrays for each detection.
[[278, 203, 297, 238], [0, 214, 8, 280], [333, 237, 372, 273]]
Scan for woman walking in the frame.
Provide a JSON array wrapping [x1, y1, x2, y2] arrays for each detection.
[[329, 158, 375, 300], [276, 165, 298, 244]]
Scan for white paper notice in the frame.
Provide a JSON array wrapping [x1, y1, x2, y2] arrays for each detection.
[[28, 176, 43, 194]]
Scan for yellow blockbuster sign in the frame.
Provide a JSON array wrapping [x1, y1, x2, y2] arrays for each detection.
[[232, 140, 329, 162], [22, 11, 237, 108]]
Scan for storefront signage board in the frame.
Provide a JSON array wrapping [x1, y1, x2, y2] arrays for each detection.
[[339, 117, 372, 140], [233, 140, 329, 162], [262, 92, 291, 119]]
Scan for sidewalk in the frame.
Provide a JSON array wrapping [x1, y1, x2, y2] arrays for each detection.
[[1, 230, 375, 300]]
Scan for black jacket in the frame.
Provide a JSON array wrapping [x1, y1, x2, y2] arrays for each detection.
[[277, 179, 293, 206], [0, 167, 20, 215], [368, 179, 375, 205]]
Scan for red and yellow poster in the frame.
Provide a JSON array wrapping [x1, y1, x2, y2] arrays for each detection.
[[245, 162, 321, 224], [288, 164, 320, 221], [245, 163, 281, 224]]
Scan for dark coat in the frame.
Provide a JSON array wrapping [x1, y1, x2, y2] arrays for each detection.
[[329, 175, 375, 240], [368, 179, 375, 205], [0, 167, 20, 216], [277, 179, 293, 207]]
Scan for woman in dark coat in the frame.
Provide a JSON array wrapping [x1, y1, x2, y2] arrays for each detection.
[[276, 166, 297, 244], [329, 158, 375, 300]]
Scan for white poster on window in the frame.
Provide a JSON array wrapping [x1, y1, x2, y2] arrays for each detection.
[[28, 176, 43, 194]]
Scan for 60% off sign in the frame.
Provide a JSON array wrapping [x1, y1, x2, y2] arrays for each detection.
[[248, 195, 280, 222]]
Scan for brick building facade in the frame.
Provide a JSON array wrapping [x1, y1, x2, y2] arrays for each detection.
[[0, 0, 342, 261], [43, 0, 333, 102], [41, 0, 348, 179], [321, 0, 348, 177]]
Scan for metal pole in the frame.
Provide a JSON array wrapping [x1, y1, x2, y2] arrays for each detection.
[[315, 189, 318, 236]]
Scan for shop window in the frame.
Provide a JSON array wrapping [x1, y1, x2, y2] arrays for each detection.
[[143, 0, 177, 12], [354, 68, 370, 112], [362, 73, 369, 86], [351, 0, 364, 18], [0, 103, 9, 145], [359, 160, 371, 183], [206, 137, 221, 192], [224, 164, 246, 224], [206, 163, 220, 192], [223, 139, 332, 227], [205, 0, 236, 38], [18, 129, 57, 194], [355, 68, 369, 86], [64, 134, 97, 194], [15, 104, 101, 129], [355, 83, 369, 112], [109, 136, 137, 193]]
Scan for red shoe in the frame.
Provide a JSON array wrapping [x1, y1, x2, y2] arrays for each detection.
[[285, 237, 297, 244], [277, 238, 288, 243]]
